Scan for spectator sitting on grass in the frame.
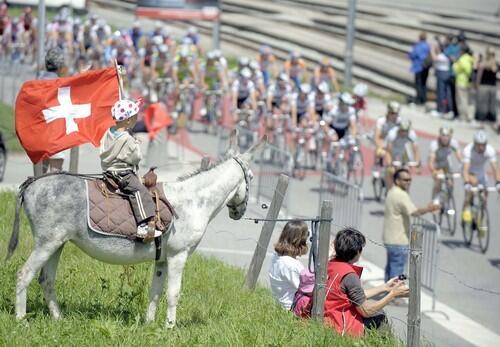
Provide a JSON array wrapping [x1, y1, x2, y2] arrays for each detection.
[[324, 227, 410, 337], [269, 220, 309, 310]]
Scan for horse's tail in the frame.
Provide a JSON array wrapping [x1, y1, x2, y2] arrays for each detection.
[[6, 176, 36, 261]]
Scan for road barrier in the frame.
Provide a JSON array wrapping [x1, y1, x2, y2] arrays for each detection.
[[411, 216, 441, 312], [318, 170, 363, 234]]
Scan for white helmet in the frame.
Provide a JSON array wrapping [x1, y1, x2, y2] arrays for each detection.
[[473, 130, 488, 144], [300, 83, 312, 94], [278, 72, 289, 82], [238, 56, 250, 67], [158, 44, 168, 53], [240, 67, 252, 79], [249, 60, 260, 71], [152, 35, 163, 46], [179, 45, 190, 58], [188, 26, 198, 35], [338, 92, 354, 105], [387, 101, 401, 114], [317, 81, 330, 94], [353, 83, 368, 97]]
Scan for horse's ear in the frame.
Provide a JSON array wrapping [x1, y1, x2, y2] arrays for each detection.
[[226, 128, 240, 156], [241, 135, 267, 162]]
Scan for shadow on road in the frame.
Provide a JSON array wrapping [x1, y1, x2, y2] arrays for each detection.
[[488, 259, 500, 270]]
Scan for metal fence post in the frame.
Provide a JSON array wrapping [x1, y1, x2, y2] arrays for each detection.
[[245, 174, 289, 290], [311, 200, 333, 320], [69, 147, 79, 173], [200, 156, 210, 170], [407, 226, 423, 347]]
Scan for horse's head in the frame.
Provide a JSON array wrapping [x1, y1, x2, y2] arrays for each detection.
[[226, 129, 267, 220]]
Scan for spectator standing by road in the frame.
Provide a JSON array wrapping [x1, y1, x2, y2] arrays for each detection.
[[453, 46, 474, 122], [39, 47, 68, 173], [474, 47, 498, 127], [383, 168, 439, 282], [443, 33, 461, 118], [269, 221, 309, 310], [324, 228, 410, 337], [408, 32, 431, 105], [431, 42, 452, 116]]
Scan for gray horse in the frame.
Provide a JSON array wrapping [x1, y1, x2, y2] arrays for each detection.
[[6, 132, 265, 328]]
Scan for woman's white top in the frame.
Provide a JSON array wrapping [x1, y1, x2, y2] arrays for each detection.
[[434, 53, 450, 72], [268, 253, 305, 310]]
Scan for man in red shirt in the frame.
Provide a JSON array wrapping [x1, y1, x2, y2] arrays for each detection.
[[324, 228, 410, 337]]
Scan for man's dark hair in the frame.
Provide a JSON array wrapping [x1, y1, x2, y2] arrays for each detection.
[[393, 168, 410, 183], [45, 47, 65, 72], [334, 227, 366, 262]]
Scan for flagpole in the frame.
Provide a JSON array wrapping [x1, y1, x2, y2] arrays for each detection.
[[33, 0, 46, 177], [114, 59, 124, 100]]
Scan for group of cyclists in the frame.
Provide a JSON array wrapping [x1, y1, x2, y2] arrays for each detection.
[[1, 6, 498, 246]]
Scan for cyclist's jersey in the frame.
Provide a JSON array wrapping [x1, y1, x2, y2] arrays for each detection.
[[0, 16, 9, 36], [202, 62, 222, 90], [463, 143, 496, 178], [386, 126, 417, 160], [21, 13, 32, 31], [232, 78, 255, 101], [326, 106, 356, 130], [284, 59, 306, 78], [292, 92, 314, 118], [154, 54, 168, 78], [258, 53, 275, 71], [268, 82, 292, 107], [175, 58, 194, 82], [315, 66, 334, 85], [376, 116, 400, 139], [313, 92, 331, 115], [429, 139, 459, 169]]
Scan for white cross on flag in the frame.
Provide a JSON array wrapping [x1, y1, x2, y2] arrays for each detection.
[[15, 68, 119, 163]]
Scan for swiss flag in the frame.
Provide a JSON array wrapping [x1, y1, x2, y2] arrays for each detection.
[[15, 67, 119, 163], [144, 102, 173, 140]]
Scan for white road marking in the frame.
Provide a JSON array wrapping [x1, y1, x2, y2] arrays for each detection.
[[196, 246, 499, 347]]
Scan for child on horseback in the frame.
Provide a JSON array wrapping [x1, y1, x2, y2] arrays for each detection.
[[100, 99, 161, 241]]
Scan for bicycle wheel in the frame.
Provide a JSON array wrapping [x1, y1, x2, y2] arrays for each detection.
[[461, 208, 474, 247], [445, 194, 457, 236], [477, 207, 490, 254], [348, 150, 364, 187]]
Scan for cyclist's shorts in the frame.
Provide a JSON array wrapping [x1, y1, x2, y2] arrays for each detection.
[[237, 96, 250, 109], [468, 172, 488, 187], [331, 126, 347, 140]]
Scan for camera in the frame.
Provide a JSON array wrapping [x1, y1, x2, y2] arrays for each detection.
[[398, 274, 407, 281]]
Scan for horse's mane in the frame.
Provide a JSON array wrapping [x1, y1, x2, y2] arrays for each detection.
[[177, 155, 231, 182]]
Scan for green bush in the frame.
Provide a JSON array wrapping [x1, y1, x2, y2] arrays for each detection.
[[0, 192, 402, 346], [0, 103, 23, 153]]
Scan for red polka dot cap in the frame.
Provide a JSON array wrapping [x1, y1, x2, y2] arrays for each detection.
[[111, 99, 140, 121]]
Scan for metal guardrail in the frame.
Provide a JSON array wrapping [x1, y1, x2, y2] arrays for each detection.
[[318, 170, 364, 234], [411, 216, 441, 311]]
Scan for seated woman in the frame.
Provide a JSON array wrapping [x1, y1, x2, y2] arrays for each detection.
[[268, 221, 309, 310], [324, 227, 409, 337]]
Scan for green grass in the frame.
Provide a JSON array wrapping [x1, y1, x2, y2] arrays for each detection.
[[0, 102, 23, 153], [0, 191, 403, 346]]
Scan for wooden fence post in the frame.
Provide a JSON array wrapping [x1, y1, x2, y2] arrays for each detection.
[[69, 147, 79, 173], [244, 174, 289, 290], [200, 156, 211, 170], [407, 226, 423, 347], [311, 200, 333, 320]]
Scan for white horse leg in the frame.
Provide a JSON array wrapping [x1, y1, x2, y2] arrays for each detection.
[[38, 245, 64, 319], [16, 241, 63, 320], [165, 251, 188, 328], [145, 261, 168, 323]]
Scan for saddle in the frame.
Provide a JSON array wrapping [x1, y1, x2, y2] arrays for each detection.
[[86, 168, 177, 239]]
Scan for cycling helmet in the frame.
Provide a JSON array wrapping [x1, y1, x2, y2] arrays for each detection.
[[290, 51, 301, 60], [179, 45, 190, 58], [238, 56, 250, 67], [158, 44, 168, 53], [318, 81, 330, 94], [387, 100, 401, 114], [161, 27, 171, 37], [439, 126, 452, 137], [249, 60, 260, 71], [399, 119, 412, 131], [320, 57, 331, 67], [278, 72, 289, 82], [338, 92, 354, 105], [473, 130, 488, 144], [213, 49, 222, 58], [353, 83, 368, 97], [300, 83, 312, 94], [259, 45, 271, 55], [182, 37, 193, 45], [152, 35, 163, 46], [132, 21, 140, 28], [187, 26, 198, 35], [207, 50, 217, 60], [240, 67, 252, 79]]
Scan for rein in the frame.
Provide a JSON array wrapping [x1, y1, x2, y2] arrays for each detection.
[[226, 156, 250, 211]]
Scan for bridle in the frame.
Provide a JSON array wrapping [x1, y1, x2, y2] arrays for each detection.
[[226, 156, 251, 212]]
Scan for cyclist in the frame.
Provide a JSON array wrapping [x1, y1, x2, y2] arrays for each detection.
[[172, 44, 198, 117], [324, 92, 357, 140], [385, 119, 420, 189], [374, 101, 401, 166], [313, 81, 332, 119], [232, 67, 257, 123], [284, 51, 306, 89], [200, 50, 226, 122], [267, 72, 293, 113], [312, 57, 340, 93], [462, 131, 500, 212], [249, 59, 266, 97], [0, 4, 11, 59], [291, 83, 315, 126], [428, 127, 462, 202], [257, 44, 276, 87]]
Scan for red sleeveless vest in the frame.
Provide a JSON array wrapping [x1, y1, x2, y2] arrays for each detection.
[[324, 259, 364, 337]]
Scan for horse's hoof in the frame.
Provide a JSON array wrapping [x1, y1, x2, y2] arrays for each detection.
[[165, 320, 175, 329]]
